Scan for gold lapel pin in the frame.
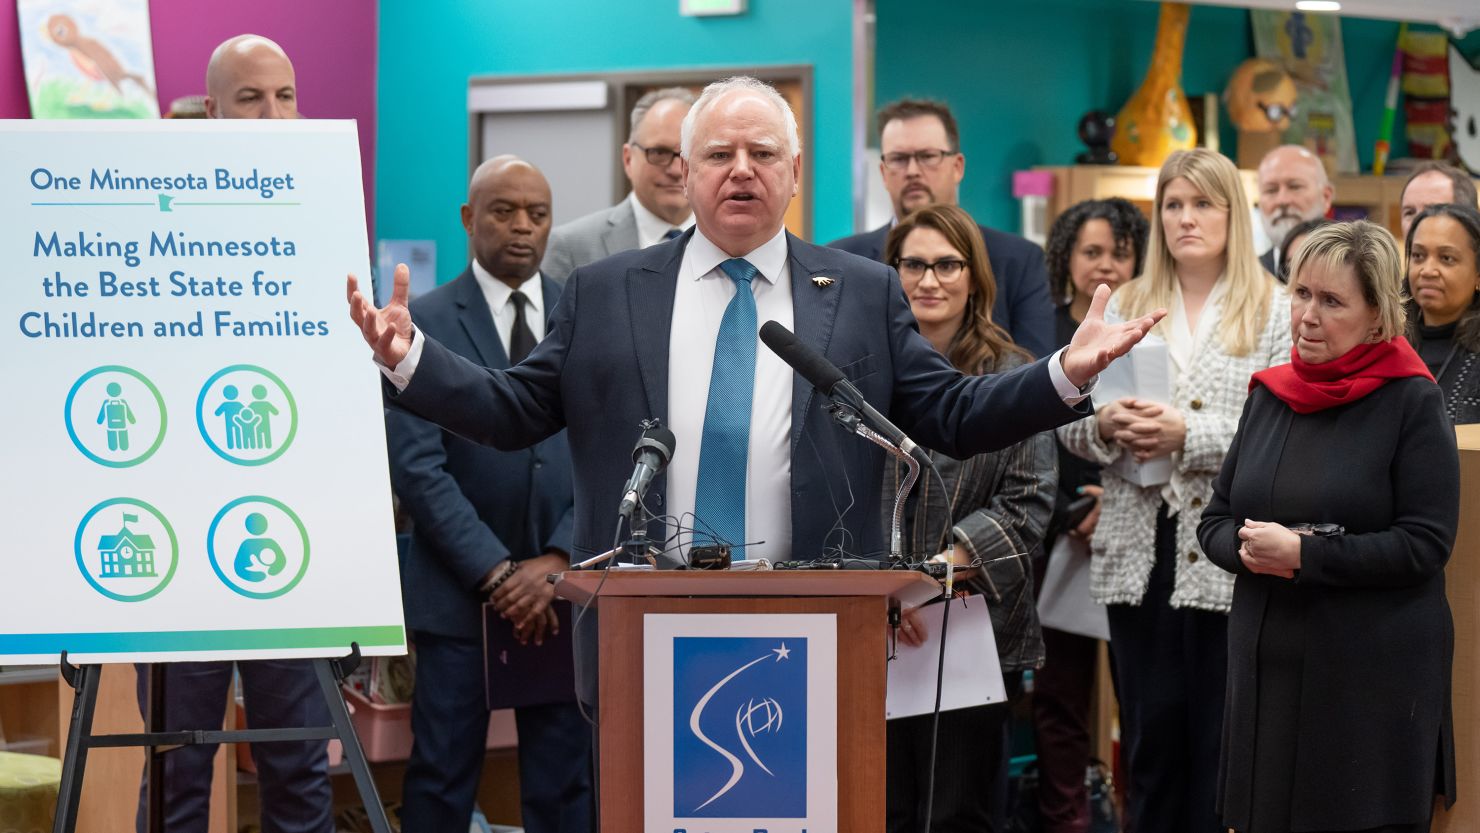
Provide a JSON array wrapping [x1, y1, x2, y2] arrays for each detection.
[[812, 276, 835, 288]]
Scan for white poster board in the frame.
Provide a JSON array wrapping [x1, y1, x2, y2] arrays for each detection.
[[0, 120, 404, 664]]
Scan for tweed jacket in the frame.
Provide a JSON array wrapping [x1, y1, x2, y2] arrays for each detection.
[[886, 353, 1055, 672], [1057, 283, 1291, 612]]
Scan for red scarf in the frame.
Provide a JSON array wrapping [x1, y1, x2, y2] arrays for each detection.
[[1250, 339, 1433, 414]]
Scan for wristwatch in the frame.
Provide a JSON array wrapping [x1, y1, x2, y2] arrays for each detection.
[[1289, 523, 1344, 537]]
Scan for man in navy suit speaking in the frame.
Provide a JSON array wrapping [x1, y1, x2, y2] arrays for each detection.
[[348, 76, 1161, 571]]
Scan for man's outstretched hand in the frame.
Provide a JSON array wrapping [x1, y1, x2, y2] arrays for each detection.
[[1061, 284, 1166, 389], [346, 263, 414, 368]]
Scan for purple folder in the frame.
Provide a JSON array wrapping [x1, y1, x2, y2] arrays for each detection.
[[482, 599, 578, 710]]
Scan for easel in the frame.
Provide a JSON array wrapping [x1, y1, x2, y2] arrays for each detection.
[[51, 643, 392, 833]]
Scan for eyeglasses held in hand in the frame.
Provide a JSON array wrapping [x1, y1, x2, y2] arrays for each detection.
[[881, 149, 958, 171], [631, 142, 680, 167], [896, 257, 968, 283]]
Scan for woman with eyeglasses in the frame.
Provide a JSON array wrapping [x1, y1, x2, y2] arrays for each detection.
[[1199, 221, 1459, 832], [1405, 203, 1480, 424], [1035, 197, 1148, 833], [882, 203, 1056, 833], [1057, 148, 1289, 833]]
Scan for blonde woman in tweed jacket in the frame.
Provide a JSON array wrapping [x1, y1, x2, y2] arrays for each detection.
[[1057, 149, 1290, 833]]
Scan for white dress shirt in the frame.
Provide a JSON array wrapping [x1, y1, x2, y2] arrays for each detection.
[[629, 192, 695, 249], [665, 227, 794, 561], [470, 260, 546, 358]]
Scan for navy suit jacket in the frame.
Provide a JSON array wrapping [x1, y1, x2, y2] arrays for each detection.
[[828, 221, 1055, 358], [385, 269, 575, 639], [388, 231, 1083, 563]]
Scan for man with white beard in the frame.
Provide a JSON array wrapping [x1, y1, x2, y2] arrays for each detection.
[[1255, 145, 1334, 276]]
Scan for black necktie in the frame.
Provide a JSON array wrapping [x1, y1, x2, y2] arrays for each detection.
[[508, 291, 537, 365], [664, 228, 683, 241]]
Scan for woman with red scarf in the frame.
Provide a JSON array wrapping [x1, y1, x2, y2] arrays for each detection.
[[1199, 220, 1460, 833]]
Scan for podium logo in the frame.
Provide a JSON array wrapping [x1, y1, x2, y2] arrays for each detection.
[[673, 637, 806, 818]]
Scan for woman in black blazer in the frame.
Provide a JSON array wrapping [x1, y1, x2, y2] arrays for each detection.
[[1198, 221, 1460, 833]]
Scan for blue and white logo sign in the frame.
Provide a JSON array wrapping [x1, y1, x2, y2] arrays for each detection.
[[645, 614, 838, 833], [674, 637, 807, 817]]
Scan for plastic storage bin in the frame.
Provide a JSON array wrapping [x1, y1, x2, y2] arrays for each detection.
[[342, 686, 518, 763]]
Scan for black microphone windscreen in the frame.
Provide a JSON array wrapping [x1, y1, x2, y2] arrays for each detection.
[[759, 321, 845, 394], [633, 426, 677, 464]]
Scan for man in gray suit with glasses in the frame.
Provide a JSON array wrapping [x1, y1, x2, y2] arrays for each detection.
[[542, 87, 695, 284]]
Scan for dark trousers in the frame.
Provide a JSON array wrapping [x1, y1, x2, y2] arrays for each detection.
[[1032, 625, 1101, 833], [400, 631, 593, 833], [887, 672, 1022, 833], [1106, 505, 1227, 833], [1239, 823, 1431, 833], [887, 704, 1010, 833], [134, 660, 333, 833]]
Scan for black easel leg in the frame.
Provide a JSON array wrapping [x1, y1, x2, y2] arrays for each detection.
[[52, 659, 100, 833], [313, 650, 392, 833], [146, 663, 167, 833]]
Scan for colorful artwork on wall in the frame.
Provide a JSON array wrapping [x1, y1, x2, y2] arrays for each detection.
[[1250, 10, 1357, 175], [1401, 29, 1453, 161], [1451, 43, 1480, 174], [16, 0, 159, 118]]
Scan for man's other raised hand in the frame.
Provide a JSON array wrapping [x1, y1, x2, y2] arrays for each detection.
[[346, 263, 414, 368]]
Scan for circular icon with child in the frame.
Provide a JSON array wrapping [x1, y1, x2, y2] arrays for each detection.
[[195, 365, 297, 465], [65, 365, 168, 468], [207, 496, 309, 599]]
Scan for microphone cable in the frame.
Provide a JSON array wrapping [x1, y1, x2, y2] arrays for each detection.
[[918, 445, 958, 833]]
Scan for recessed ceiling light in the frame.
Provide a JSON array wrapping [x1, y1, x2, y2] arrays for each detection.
[[1295, 1, 1342, 11]]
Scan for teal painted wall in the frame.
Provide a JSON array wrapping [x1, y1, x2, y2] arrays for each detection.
[[874, 0, 1480, 234], [376, 0, 855, 278]]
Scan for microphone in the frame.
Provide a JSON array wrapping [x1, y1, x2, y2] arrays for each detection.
[[618, 423, 677, 520], [759, 321, 933, 468]]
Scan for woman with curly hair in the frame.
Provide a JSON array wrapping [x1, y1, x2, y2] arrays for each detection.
[[1035, 197, 1148, 833]]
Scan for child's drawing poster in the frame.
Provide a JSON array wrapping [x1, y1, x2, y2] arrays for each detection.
[[17, 0, 160, 118]]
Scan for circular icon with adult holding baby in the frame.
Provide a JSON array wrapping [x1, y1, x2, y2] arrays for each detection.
[[195, 365, 297, 465], [207, 496, 309, 599]]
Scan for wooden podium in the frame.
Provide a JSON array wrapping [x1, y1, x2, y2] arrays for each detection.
[[553, 570, 942, 833], [1438, 425, 1480, 831]]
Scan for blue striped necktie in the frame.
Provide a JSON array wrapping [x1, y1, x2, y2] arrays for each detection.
[[693, 258, 759, 550]]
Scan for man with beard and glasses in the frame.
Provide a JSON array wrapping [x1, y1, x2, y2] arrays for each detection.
[[1255, 145, 1333, 276], [828, 98, 1055, 357]]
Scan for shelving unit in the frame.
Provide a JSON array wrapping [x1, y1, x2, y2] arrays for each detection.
[[1034, 163, 1480, 242]]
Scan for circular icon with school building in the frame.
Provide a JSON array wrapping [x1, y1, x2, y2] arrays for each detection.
[[74, 498, 179, 602], [206, 496, 310, 599], [195, 365, 297, 465], [65, 366, 167, 468]]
